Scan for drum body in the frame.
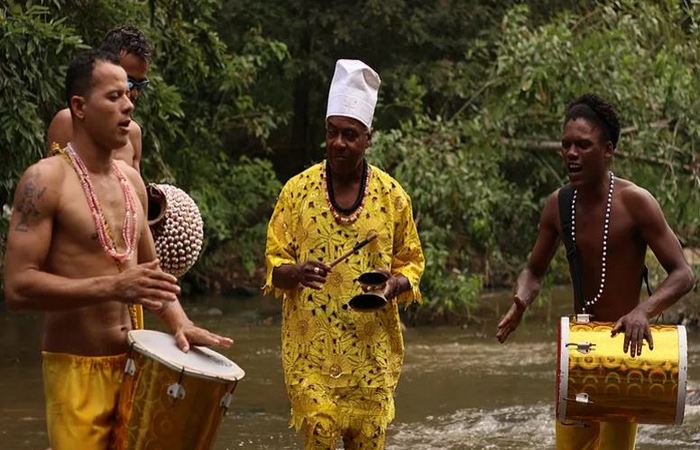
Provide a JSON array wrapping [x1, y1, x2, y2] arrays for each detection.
[[112, 330, 244, 450], [557, 316, 687, 425]]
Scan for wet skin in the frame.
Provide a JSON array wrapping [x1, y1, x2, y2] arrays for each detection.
[[496, 118, 694, 357]]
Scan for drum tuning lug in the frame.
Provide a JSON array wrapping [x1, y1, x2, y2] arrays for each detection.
[[566, 342, 596, 354], [220, 392, 234, 414], [167, 383, 186, 401], [124, 358, 136, 376], [566, 392, 594, 405], [574, 314, 593, 324]]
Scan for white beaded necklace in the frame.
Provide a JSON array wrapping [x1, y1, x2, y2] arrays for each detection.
[[571, 171, 615, 312]]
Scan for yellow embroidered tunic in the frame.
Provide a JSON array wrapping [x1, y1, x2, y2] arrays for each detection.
[[264, 161, 424, 430]]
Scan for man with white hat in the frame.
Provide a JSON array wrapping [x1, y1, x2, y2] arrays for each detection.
[[264, 59, 424, 449]]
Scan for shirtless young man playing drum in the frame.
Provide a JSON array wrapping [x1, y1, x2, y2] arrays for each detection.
[[3, 50, 232, 450], [47, 25, 150, 171], [495, 94, 695, 449]]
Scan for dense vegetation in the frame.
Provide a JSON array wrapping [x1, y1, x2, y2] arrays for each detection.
[[1, 1, 697, 320]]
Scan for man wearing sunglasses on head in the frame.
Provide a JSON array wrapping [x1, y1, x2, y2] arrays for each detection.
[[47, 25, 151, 172]]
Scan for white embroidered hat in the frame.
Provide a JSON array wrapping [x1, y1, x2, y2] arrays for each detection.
[[326, 59, 381, 129]]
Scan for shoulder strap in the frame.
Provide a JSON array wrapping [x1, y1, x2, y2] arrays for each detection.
[[558, 185, 585, 314]]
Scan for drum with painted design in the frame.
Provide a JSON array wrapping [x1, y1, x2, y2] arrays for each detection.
[[557, 316, 687, 425], [111, 330, 244, 450]]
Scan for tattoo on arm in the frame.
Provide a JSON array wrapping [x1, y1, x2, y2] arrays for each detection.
[[14, 172, 46, 232]]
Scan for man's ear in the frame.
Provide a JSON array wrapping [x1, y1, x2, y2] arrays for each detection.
[[367, 128, 373, 146], [603, 140, 615, 161], [69, 95, 86, 121]]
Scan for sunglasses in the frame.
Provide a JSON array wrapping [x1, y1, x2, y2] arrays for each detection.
[[127, 77, 149, 94]]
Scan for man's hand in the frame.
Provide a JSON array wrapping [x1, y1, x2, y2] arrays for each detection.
[[358, 270, 407, 300], [496, 302, 525, 343], [297, 261, 332, 290], [174, 323, 234, 352], [611, 307, 654, 358], [113, 260, 180, 310]]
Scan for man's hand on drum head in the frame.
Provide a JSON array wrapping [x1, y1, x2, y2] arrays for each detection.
[[496, 301, 525, 343], [174, 323, 233, 352], [611, 307, 654, 358], [297, 261, 331, 290], [113, 260, 180, 310]]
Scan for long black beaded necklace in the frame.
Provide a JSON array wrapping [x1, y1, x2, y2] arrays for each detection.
[[322, 159, 370, 224]]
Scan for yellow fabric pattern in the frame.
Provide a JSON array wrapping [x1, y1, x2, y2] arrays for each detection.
[[42, 351, 126, 450], [556, 420, 637, 450], [264, 161, 424, 434]]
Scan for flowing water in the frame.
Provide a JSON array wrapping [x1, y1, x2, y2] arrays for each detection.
[[0, 289, 698, 449]]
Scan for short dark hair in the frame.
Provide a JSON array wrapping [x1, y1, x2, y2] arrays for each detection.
[[564, 94, 621, 148], [65, 49, 121, 109], [100, 25, 152, 62]]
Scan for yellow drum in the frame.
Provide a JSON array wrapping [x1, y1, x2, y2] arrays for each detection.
[[557, 316, 687, 425], [112, 330, 245, 450]]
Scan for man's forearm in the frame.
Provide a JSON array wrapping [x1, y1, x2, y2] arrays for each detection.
[[5, 269, 115, 311], [514, 267, 544, 308], [272, 264, 301, 289], [154, 299, 193, 332], [636, 266, 696, 318]]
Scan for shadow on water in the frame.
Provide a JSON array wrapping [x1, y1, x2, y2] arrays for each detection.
[[0, 287, 698, 449]]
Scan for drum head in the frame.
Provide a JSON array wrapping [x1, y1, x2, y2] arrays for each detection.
[[128, 330, 244, 382]]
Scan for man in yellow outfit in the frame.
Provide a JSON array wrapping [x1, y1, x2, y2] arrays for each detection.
[[3, 49, 232, 450], [496, 94, 695, 449], [265, 59, 424, 449]]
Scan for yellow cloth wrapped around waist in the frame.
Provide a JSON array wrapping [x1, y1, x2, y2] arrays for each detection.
[[42, 351, 126, 450]]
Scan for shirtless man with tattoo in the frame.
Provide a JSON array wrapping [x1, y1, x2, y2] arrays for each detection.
[[4, 50, 231, 450]]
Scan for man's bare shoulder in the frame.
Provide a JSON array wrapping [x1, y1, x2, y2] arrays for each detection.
[[47, 108, 72, 151], [540, 189, 560, 227], [12, 156, 67, 212], [616, 178, 659, 211]]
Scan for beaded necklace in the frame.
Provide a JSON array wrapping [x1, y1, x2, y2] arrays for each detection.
[[61, 144, 141, 329], [321, 160, 371, 225], [66, 143, 138, 264], [571, 171, 615, 312]]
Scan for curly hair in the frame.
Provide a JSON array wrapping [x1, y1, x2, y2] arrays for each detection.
[[564, 93, 621, 149], [100, 25, 153, 62]]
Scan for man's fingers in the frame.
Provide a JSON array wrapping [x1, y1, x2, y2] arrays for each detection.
[[645, 327, 654, 351], [145, 269, 179, 284], [175, 330, 190, 352], [145, 278, 181, 294], [610, 320, 623, 336], [140, 298, 164, 310]]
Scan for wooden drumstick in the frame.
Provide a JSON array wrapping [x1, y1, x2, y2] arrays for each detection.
[[329, 231, 378, 268]]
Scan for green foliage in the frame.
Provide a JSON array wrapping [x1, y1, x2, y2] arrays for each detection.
[[0, 1, 288, 292], [0, 3, 86, 206]]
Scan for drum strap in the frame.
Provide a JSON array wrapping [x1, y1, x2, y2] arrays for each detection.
[[558, 185, 585, 314], [558, 185, 653, 315]]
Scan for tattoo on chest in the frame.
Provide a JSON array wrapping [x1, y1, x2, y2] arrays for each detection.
[[15, 172, 46, 232]]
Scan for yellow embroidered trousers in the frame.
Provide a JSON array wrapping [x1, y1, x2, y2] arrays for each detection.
[[42, 351, 126, 450]]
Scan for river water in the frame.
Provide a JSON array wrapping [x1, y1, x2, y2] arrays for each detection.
[[0, 289, 698, 449]]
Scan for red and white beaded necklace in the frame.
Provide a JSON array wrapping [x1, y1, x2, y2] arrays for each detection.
[[66, 143, 138, 264]]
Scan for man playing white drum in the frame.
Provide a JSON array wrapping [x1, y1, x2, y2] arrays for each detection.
[[496, 93, 695, 449], [3, 49, 232, 450]]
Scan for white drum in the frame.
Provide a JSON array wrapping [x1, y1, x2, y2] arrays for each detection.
[[112, 330, 244, 450]]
